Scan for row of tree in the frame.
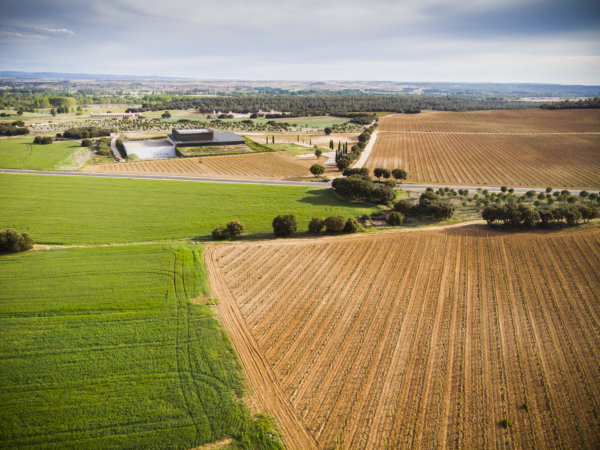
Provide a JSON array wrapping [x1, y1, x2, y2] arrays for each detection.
[[0, 123, 29, 136], [124, 94, 535, 116], [482, 204, 598, 227], [61, 126, 113, 139]]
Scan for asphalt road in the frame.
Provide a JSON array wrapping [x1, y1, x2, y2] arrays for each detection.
[[0, 168, 588, 195]]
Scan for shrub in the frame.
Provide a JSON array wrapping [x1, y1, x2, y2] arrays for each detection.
[[324, 215, 346, 232], [343, 218, 360, 233], [391, 168, 407, 181], [393, 200, 414, 215], [501, 418, 512, 428], [384, 179, 397, 188], [310, 164, 325, 176], [226, 220, 245, 239], [0, 124, 29, 136], [0, 229, 34, 253], [369, 186, 396, 205], [212, 226, 229, 240], [343, 167, 370, 177], [308, 217, 324, 234], [33, 136, 53, 144], [81, 139, 93, 147], [272, 215, 297, 237], [387, 211, 404, 226]]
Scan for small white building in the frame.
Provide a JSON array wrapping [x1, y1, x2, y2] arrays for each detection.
[[123, 140, 175, 160]]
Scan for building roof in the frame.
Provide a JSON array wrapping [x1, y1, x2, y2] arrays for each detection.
[[174, 128, 211, 134]]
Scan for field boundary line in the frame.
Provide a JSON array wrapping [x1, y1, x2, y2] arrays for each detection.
[[204, 246, 318, 450]]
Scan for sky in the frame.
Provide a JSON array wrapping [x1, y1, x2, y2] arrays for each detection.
[[0, 0, 599, 84]]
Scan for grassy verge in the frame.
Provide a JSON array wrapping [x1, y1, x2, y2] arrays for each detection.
[[0, 174, 378, 244], [0, 138, 82, 170], [0, 244, 282, 448]]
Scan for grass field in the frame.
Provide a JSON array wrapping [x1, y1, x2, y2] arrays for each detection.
[[0, 245, 256, 448], [208, 226, 600, 449], [366, 109, 600, 188], [0, 138, 83, 170], [0, 174, 377, 244]]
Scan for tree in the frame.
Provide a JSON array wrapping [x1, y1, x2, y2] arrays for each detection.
[[394, 200, 414, 215], [546, 187, 553, 193], [226, 220, 245, 239], [50, 108, 56, 117], [162, 111, 171, 119], [387, 212, 404, 226], [310, 164, 325, 177], [0, 229, 34, 253], [373, 168, 385, 181], [382, 169, 391, 179], [81, 139, 93, 147], [315, 148, 322, 158], [343, 218, 360, 233], [391, 169, 407, 182], [212, 226, 229, 240], [324, 127, 332, 135], [501, 186, 508, 193], [336, 155, 352, 171], [308, 217, 324, 234], [324, 216, 346, 232], [272, 215, 297, 237]]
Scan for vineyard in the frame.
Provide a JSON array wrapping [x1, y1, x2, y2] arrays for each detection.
[[83, 152, 311, 179], [366, 109, 600, 188], [207, 227, 600, 449]]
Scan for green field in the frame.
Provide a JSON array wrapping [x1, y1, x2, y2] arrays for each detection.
[[0, 174, 378, 244], [0, 138, 82, 170], [0, 245, 271, 448]]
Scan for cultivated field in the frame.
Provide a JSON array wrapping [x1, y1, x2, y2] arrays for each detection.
[[207, 226, 600, 449], [83, 152, 312, 180], [0, 245, 251, 448], [365, 109, 600, 188], [0, 174, 377, 243], [0, 137, 86, 170]]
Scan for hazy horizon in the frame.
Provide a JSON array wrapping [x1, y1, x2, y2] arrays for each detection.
[[1, 0, 599, 85]]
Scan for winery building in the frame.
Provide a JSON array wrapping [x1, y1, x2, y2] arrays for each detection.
[[167, 128, 245, 147]]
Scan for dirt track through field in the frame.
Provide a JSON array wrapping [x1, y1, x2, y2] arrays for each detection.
[[83, 152, 311, 180], [366, 109, 600, 188], [206, 225, 600, 449]]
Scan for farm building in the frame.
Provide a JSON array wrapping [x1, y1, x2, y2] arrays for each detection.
[[123, 139, 175, 160], [90, 112, 141, 118], [167, 128, 245, 147]]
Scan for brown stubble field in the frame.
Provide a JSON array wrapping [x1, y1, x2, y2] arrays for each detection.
[[365, 109, 600, 188], [83, 152, 312, 180], [206, 226, 600, 449]]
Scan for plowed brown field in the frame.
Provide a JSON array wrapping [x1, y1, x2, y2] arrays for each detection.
[[366, 109, 600, 188], [206, 226, 600, 449], [83, 152, 311, 179]]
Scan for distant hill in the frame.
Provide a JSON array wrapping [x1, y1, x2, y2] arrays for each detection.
[[0, 71, 181, 80]]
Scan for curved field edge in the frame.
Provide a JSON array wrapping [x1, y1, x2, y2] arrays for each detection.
[[208, 226, 600, 448], [0, 244, 281, 449], [0, 173, 377, 244]]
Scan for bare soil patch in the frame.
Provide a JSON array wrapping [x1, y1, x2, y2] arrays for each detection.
[[207, 226, 600, 449]]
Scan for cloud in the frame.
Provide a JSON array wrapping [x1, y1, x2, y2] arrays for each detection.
[[0, 25, 75, 41]]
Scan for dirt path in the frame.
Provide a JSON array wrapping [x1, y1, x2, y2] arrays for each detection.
[[352, 130, 378, 168], [204, 247, 318, 450]]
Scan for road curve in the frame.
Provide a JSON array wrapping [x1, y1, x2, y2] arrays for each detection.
[[0, 168, 589, 194]]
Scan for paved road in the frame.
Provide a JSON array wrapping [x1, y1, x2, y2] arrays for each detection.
[[0, 168, 589, 195]]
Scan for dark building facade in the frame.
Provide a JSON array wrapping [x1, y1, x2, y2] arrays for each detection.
[[167, 128, 245, 147]]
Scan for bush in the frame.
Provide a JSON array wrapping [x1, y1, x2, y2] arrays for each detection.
[[324, 216, 346, 232], [0, 124, 29, 136], [429, 202, 455, 220], [226, 220, 245, 239], [343, 167, 370, 177], [391, 168, 407, 181], [343, 217, 360, 233], [0, 229, 34, 253], [34, 136, 53, 145], [81, 139, 93, 147], [63, 126, 112, 139], [308, 217, 324, 234], [272, 215, 297, 237], [384, 179, 397, 188], [387, 211, 404, 226], [393, 200, 413, 215], [310, 164, 325, 176], [212, 226, 229, 240]]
